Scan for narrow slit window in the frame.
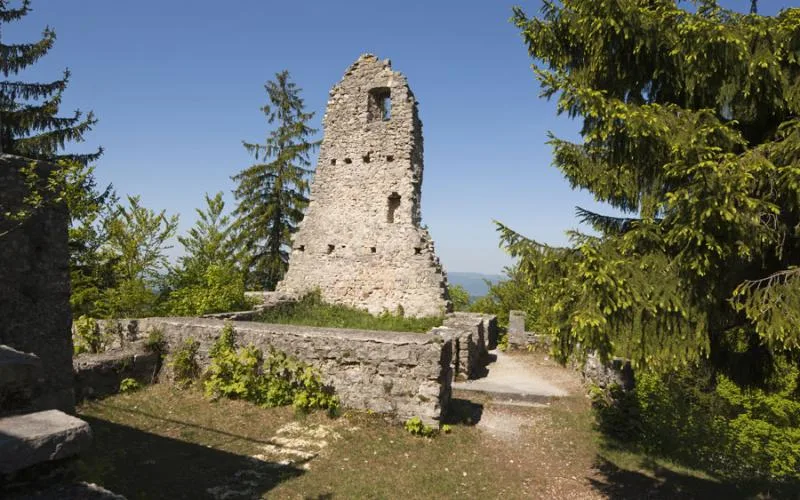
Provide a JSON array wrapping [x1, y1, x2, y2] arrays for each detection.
[[368, 87, 391, 122], [387, 192, 401, 223]]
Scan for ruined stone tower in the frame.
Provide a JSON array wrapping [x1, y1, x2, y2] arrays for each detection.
[[277, 54, 450, 318]]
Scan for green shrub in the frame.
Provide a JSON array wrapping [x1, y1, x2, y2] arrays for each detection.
[[119, 378, 141, 393], [448, 284, 471, 312], [73, 315, 109, 355], [161, 263, 249, 316], [204, 322, 338, 413], [169, 337, 201, 388], [144, 326, 167, 354], [257, 290, 443, 333], [497, 332, 509, 352], [594, 366, 800, 484], [404, 416, 438, 437]]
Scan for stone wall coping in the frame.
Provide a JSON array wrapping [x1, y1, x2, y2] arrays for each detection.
[[146, 317, 441, 346]]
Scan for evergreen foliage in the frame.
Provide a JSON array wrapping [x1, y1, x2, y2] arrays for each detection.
[[507, 1, 800, 382], [0, 0, 100, 163], [232, 70, 319, 290]]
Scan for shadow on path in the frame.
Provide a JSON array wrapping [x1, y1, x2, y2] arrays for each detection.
[[443, 398, 483, 426], [76, 416, 303, 499]]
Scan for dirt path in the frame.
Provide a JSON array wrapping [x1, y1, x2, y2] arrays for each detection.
[[451, 351, 607, 498]]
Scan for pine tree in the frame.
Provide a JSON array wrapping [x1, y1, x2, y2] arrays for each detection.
[[507, 1, 800, 382], [232, 71, 318, 290], [0, 0, 100, 163]]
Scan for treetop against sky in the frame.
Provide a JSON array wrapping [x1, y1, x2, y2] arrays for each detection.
[[3, 0, 793, 274]]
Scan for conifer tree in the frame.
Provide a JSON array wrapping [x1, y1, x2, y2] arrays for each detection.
[[507, 1, 800, 382], [232, 71, 318, 290], [0, 0, 100, 163]]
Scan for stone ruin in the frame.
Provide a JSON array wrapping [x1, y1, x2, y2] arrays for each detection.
[[277, 54, 451, 318], [0, 154, 114, 498]]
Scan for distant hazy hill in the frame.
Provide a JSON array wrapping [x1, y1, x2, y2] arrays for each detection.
[[448, 272, 505, 299]]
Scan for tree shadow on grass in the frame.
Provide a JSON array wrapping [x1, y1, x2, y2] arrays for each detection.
[[75, 416, 304, 499], [589, 456, 743, 499]]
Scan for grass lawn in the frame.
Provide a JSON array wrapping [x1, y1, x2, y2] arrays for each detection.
[[72, 363, 759, 499], [255, 292, 443, 333]]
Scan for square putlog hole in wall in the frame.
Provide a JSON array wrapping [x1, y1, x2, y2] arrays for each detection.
[[368, 87, 391, 122], [370, 246, 377, 253], [414, 247, 422, 255], [327, 244, 335, 254]]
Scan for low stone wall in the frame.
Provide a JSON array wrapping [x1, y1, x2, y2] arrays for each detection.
[[73, 342, 160, 401], [93, 318, 452, 426], [432, 312, 497, 381]]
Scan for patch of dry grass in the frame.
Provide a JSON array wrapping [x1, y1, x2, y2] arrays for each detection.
[[74, 356, 751, 499]]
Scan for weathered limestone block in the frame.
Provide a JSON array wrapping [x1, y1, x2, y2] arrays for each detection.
[[277, 54, 450, 318], [0, 410, 92, 474], [105, 318, 452, 426], [0, 346, 44, 416], [73, 343, 159, 401], [0, 155, 74, 413], [508, 310, 527, 348]]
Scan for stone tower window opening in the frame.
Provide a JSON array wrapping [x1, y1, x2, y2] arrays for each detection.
[[387, 192, 401, 223], [368, 87, 392, 122]]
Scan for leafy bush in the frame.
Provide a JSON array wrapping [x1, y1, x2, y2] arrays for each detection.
[[73, 315, 108, 355], [594, 365, 800, 484], [404, 416, 437, 437], [161, 263, 248, 316], [204, 322, 338, 413], [257, 290, 443, 333], [119, 378, 141, 393], [169, 337, 201, 388], [448, 284, 471, 312], [144, 326, 167, 354]]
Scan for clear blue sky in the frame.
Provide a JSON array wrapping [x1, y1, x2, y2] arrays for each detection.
[[5, 0, 792, 275]]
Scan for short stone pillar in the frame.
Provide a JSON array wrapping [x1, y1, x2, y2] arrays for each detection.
[[508, 310, 526, 348]]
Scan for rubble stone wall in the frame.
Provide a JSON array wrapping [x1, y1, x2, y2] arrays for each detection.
[[0, 154, 74, 413], [96, 318, 453, 426], [277, 54, 450, 318]]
